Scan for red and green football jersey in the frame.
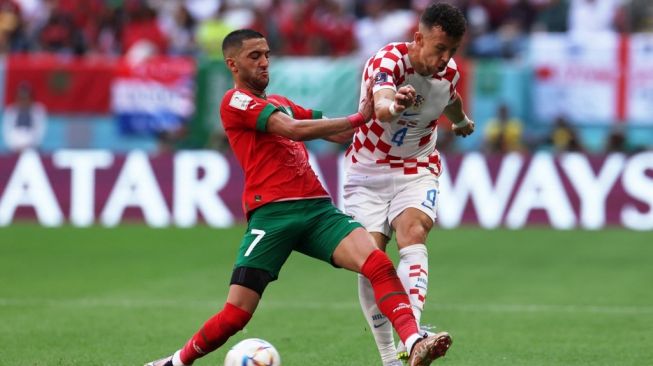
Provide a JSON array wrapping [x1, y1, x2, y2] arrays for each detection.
[[220, 88, 328, 217]]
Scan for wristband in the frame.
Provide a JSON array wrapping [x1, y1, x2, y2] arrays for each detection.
[[454, 115, 471, 128], [388, 102, 401, 117], [347, 112, 365, 128]]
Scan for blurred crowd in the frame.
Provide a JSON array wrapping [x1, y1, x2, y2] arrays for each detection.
[[1, 0, 650, 60]]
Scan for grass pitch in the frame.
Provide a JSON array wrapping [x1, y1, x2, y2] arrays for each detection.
[[1, 225, 652, 365]]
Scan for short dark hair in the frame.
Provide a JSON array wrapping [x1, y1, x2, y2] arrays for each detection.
[[420, 3, 467, 39], [222, 29, 265, 56]]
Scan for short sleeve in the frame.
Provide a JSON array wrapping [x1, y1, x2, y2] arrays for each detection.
[[220, 90, 279, 132], [445, 59, 461, 104], [363, 44, 408, 94], [271, 95, 322, 120]]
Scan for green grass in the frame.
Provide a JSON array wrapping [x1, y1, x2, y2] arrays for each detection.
[[1, 225, 652, 365]]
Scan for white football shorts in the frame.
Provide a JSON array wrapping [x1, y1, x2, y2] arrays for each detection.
[[343, 171, 440, 238]]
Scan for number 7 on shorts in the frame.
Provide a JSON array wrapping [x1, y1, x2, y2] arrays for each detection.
[[245, 229, 266, 257]]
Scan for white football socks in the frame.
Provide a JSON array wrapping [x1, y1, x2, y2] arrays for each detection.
[[358, 244, 429, 365], [358, 274, 397, 365], [172, 350, 187, 366], [396, 244, 428, 325]]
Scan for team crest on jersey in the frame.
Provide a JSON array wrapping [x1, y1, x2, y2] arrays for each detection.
[[414, 94, 425, 109], [229, 91, 253, 110], [374, 72, 389, 85]]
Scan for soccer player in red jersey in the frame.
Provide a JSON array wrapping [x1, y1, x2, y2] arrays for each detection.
[[144, 29, 450, 366]]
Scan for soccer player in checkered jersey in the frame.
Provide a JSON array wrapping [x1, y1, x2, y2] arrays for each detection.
[[342, 3, 474, 365], [144, 29, 452, 366]]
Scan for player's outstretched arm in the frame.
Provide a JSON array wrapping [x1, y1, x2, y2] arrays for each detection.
[[445, 91, 475, 137], [323, 129, 355, 144], [267, 82, 375, 141]]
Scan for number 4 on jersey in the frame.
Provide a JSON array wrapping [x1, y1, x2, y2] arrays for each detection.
[[391, 127, 408, 146]]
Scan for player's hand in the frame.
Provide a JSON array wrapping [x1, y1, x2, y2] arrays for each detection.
[[453, 119, 475, 137], [358, 78, 375, 121], [394, 85, 416, 111]]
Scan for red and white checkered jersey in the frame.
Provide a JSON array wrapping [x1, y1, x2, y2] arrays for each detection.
[[345, 42, 461, 176]]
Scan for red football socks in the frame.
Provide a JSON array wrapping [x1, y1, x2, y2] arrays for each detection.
[[179, 302, 252, 365], [360, 249, 419, 344]]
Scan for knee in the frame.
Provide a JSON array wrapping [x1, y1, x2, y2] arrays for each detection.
[[399, 222, 430, 244]]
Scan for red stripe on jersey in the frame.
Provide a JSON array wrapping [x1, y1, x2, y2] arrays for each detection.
[[443, 67, 457, 83], [377, 139, 391, 154], [410, 265, 421, 270], [383, 51, 400, 63], [370, 121, 384, 136], [404, 167, 418, 174], [363, 138, 376, 152], [373, 57, 382, 70], [353, 136, 363, 151], [418, 135, 432, 146]]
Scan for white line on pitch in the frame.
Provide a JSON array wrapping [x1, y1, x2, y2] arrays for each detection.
[[1, 298, 652, 315]]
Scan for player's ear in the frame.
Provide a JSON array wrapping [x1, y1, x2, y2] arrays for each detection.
[[414, 31, 423, 47], [225, 57, 237, 73]]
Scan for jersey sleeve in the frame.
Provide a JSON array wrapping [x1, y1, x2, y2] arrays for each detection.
[[364, 43, 408, 94], [220, 90, 279, 132], [445, 58, 461, 105], [278, 96, 322, 120]]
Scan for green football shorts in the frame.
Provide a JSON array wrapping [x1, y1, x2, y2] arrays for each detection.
[[234, 198, 363, 280]]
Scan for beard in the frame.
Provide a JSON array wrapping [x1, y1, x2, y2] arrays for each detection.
[[251, 75, 269, 91]]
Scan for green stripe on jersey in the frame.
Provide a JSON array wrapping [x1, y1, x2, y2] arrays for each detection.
[[312, 110, 323, 119], [256, 104, 278, 132]]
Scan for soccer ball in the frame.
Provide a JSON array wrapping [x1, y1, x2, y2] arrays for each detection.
[[224, 338, 281, 366]]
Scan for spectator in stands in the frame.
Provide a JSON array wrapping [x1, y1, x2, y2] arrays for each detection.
[[2, 83, 48, 152], [0, 0, 30, 53], [549, 115, 583, 152], [195, 5, 234, 59], [121, 1, 168, 55], [533, 0, 570, 32], [483, 103, 525, 153], [278, 1, 320, 56], [38, 8, 85, 54], [159, 2, 198, 56], [313, 0, 357, 56], [354, 0, 415, 62], [605, 124, 629, 153], [568, 0, 624, 34]]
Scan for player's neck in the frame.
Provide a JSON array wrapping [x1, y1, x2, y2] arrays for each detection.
[[235, 82, 266, 98], [406, 42, 427, 77]]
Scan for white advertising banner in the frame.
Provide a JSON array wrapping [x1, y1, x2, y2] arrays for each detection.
[[530, 33, 619, 124], [627, 34, 653, 125]]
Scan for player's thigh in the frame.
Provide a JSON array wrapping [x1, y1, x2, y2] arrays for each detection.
[[389, 173, 440, 227], [235, 206, 300, 280], [343, 173, 392, 237], [296, 199, 363, 266]]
